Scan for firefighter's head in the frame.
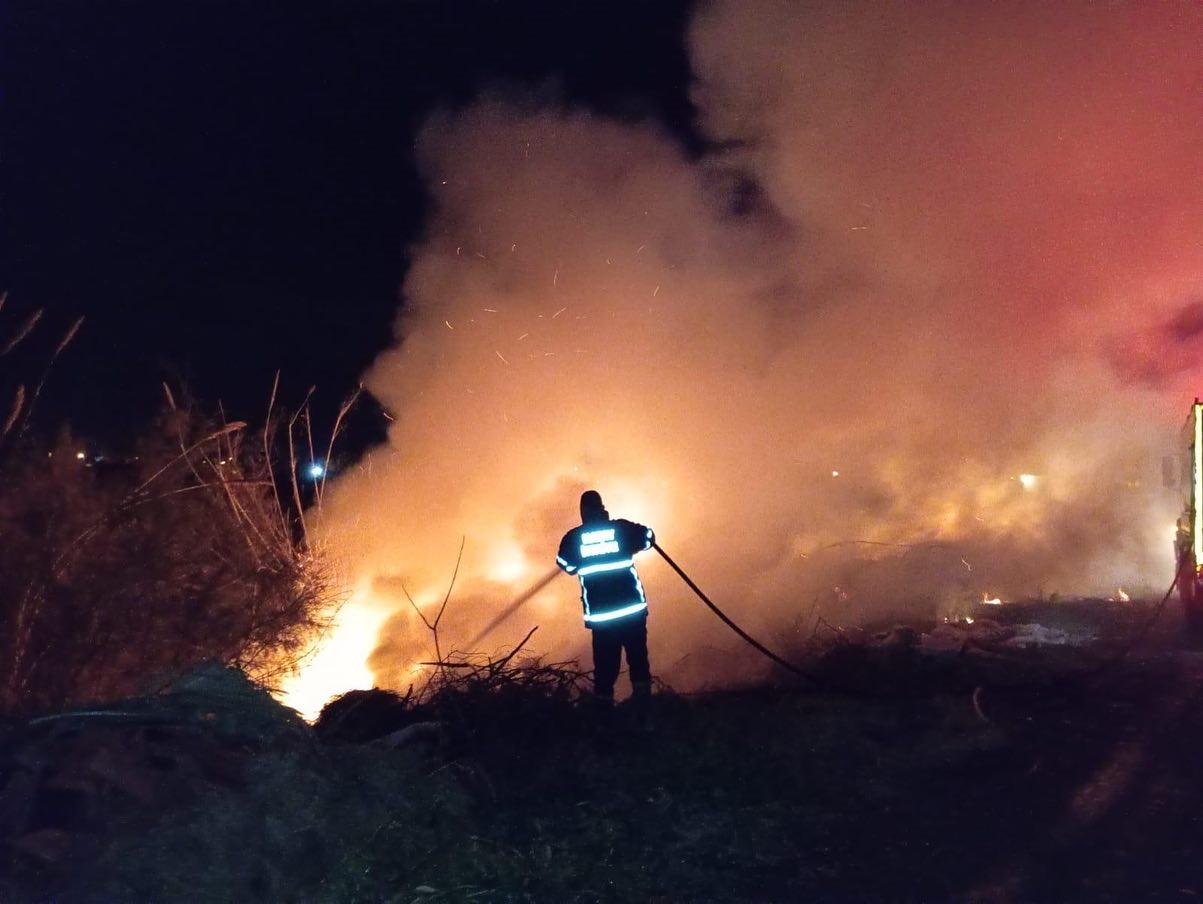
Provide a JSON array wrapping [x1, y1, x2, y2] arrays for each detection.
[[580, 490, 608, 524]]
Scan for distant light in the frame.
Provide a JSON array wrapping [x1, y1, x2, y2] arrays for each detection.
[[1018, 473, 1038, 490], [75, 451, 85, 461], [831, 470, 840, 478], [307, 463, 325, 480]]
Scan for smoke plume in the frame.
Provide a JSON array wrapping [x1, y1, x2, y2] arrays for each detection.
[[306, 1, 1203, 701]]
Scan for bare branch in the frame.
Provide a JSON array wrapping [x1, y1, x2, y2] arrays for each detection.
[[403, 581, 434, 632], [433, 536, 466, 632], [493, 626, 539, 671], [286, 386, 315, 541], [319, 385, 363, 499], [132, 422, 247, 496], [262, 370, 293, 541]]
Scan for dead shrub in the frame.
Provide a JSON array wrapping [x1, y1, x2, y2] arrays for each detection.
[[0, 297, 344, 711], [0, 404, 341, 713]]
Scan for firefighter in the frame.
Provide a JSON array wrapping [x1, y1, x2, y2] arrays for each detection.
[[556, 490, 655, 708]]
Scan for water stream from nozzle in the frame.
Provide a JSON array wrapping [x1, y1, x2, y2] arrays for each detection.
[[464, 567, 562, 651]]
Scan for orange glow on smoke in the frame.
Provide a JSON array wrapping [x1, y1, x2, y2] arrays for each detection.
[[275, 1, 1199, 712], [276, 472, 674, 718], [487, 542, 530, 584]]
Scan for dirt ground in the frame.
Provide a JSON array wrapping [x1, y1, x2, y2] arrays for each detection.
[[5, 598, 1203, 903], [926, 598, 1203, 904], [452, 597, 1203, 902]]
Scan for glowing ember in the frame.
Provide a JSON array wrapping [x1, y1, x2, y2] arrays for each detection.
[[981, 593, 1003, 605], [1017, 474, 1039, 491]]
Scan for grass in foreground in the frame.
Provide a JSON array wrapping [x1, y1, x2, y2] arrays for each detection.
[[5, 611, 1203, 903]]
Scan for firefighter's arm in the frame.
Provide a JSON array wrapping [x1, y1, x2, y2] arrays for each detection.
[[620, 519, 655, 554], [555, 532, 579, 574]]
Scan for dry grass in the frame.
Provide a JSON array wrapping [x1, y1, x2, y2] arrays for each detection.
[[0, 296, 348, 713], [0, 403, 342, 713]]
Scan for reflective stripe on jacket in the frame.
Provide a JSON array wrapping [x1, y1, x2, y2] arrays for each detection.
[[556, 518, 654, 626]]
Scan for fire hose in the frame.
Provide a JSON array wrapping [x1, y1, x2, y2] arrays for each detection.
[[467, 543, 824, 688], [470, 539, 1186, 709], [652, 543, 823, 687]]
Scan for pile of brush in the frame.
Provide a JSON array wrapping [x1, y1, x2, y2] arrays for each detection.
[[316, 632, 594, 749]]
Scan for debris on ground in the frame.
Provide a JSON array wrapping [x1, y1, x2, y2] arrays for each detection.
[[920, 618, 1079, 654]]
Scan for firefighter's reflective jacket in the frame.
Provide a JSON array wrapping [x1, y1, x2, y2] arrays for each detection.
[[556, 518, 655, 627]]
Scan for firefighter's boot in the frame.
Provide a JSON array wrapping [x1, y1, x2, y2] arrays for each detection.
[[630, 680, 653, 732]]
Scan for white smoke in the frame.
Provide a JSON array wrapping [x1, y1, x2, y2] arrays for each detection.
[[310, 1, 1203, 695]]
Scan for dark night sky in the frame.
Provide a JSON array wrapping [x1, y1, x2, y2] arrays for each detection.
[[2, 0, 698, 448]]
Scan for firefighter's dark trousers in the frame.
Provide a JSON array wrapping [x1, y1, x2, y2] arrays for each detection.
[[590, 613, 650, 702]]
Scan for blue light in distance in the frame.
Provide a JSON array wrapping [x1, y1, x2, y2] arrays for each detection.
[[307, 462, 326, 480]]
